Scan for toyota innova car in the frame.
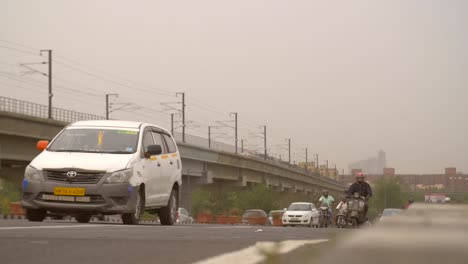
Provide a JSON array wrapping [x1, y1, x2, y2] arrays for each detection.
[[21, 120, 182, 225]]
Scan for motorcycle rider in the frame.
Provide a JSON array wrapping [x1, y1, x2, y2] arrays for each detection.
[[405, 197, 414, 209], [347, 172, 372, 220], [318, 190, 335, 224], [335, 197, 347, 224]]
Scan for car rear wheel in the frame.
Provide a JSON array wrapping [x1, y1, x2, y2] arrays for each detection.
[[26, 209, 46, 222], [159, 187, 178, 226], [122, 187, 144, 225], [75, 214, 92, 223]]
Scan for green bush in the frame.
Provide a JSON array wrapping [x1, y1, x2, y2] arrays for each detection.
[[368, 177, 406, 220], [0, 179, 22, 214], [191, 184, 324, 216]]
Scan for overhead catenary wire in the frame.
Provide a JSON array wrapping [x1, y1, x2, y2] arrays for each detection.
[[0, 44, 39, 56], [0, 39, 313, 163], [54, 53, 175, 97]]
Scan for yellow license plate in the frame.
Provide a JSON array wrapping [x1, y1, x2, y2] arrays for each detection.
[[53, 187, 85, 196]]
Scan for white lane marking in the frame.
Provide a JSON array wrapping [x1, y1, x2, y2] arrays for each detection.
[[193, 239, 329, 264], [0, 224, 119, 230], [205, 226, 254, 229]]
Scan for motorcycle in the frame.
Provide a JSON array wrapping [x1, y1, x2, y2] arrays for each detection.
[[335, 202, 348, 229], [318, 203, 330, 228], [346, 192, 367, 228]]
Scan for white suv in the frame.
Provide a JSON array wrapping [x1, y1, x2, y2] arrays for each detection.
[[21, 120, 182, 225]]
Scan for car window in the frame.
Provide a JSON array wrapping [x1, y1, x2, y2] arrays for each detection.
[[141, 129, 154, 154], [151, 131, 167, 154], [163, 134, 177, 153]]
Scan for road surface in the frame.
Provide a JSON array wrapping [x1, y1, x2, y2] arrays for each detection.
[[0, 220, 339, 264]]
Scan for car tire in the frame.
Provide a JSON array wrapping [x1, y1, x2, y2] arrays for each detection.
[[308, 218, 313, 228], [75, 214, 92, 223], [122, 187, 144, 225], [26, 209, 46, 222], [159, 187, 178, 226]]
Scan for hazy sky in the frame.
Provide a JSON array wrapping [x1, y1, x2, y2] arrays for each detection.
[[1, 0, 467, 174]]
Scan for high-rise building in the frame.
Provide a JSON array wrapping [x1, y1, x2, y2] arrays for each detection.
[[348, 150, 386, 175]]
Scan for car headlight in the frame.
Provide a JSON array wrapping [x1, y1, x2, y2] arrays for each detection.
[[105, 169, 133, 183], [24, 165, 41, 181]]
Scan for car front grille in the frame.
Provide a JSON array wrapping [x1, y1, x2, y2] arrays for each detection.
[[37, 192, 105, 204], [43, 169, 105, 184]]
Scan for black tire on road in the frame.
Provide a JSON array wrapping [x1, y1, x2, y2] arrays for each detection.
[[122, 187, 144, 225], [75, 214, 92, 223], [351, 218, 358, 228], [26, 209, 46, 222], [159, 188, 178, 226]]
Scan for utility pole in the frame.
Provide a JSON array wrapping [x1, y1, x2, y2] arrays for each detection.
[[263, 126, 267, 160], [171, 113, 175, 135], [325, 160, 329, 177], [40, 50, 52, 119], [208, 126, 212, 148], [230, 112, 238, 154], [288, 138, 291, 167], [105, 93, 118, 120], [305, 148, 308, 173], [176, 92, 186, 142], [241, 139, 244, 153]]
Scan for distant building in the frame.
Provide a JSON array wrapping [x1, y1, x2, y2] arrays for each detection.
[[337, 167, 468, 193], [297, 162, 338, 179], [298, 162, 318, 174], [349, 150, 386, 175]]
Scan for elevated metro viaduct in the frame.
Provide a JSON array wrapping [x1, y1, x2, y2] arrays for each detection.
[[0, 111, 346, 210]]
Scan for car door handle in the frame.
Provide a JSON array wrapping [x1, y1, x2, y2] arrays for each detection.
[[157, 163, 161, 167], [170, 161, 173, 165]]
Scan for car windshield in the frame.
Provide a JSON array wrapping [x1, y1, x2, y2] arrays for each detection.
[[242, 211, 264, 218], [288, 204, 311, 211], [48, 128, 139, 154]]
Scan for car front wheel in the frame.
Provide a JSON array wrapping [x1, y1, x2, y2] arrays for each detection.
[[122, 187, 144, 225], [159, 188, 178, 226]]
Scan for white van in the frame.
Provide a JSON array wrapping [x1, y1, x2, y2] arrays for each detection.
[[21, 120, 182, 225]]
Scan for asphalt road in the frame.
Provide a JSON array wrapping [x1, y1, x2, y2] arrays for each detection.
[[0, 220, 340, 264]]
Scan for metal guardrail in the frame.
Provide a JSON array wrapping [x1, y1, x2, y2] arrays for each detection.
[[0, 96, 342, 187]]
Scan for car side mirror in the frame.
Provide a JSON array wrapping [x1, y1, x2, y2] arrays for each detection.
[[145, 144, 162, 158], [36, 140, 49, 151]]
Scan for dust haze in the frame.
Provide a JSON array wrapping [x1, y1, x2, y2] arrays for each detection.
[[1, 0, 467, 174]]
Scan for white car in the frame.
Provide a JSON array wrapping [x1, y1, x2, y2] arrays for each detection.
[[282, 202, 319, 227], [21, 120, 182, 226]]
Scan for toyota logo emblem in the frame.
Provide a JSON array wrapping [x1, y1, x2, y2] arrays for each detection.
[[67, 171, 77, 178]]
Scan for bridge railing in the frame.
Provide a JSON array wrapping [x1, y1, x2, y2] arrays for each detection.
[[0, 96, 105, 123]]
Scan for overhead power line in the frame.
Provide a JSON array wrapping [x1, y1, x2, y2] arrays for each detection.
[[0, 44, 38, 56]]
